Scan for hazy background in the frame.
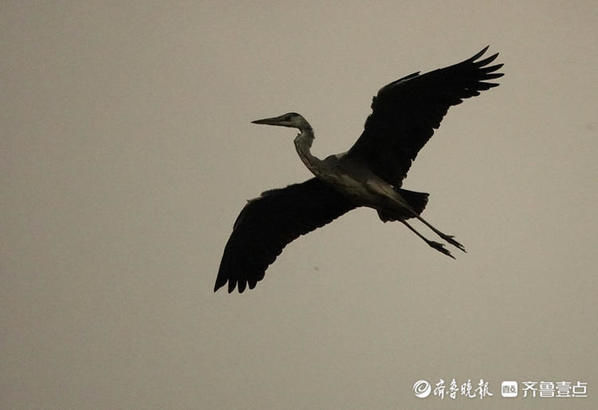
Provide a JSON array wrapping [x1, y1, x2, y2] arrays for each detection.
[[2, 1, 597, 409]]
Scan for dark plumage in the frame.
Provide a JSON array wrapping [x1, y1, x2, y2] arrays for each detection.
[[348, 47, 502, 185], [215, 178, 355, 293]]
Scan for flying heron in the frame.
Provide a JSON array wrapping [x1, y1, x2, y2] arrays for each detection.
[[215, 47, 503, 293]]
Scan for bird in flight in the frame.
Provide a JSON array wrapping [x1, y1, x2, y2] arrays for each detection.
[[215, 47, 503, 293]]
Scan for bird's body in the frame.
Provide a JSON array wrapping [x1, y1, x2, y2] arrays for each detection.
[[215, 47, 503, 293], [294, 130, 390, 206], [310, 150, 410, 212]]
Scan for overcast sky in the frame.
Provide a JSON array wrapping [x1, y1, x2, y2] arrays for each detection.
[[2, 1, 597, 409]]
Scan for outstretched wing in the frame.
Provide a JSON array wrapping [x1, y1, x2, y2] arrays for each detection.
[[215, 178, 356, 293], [347, 46, 503, 186]]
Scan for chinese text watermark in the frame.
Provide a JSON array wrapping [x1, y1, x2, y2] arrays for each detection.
[[413, 379, 588, 400]]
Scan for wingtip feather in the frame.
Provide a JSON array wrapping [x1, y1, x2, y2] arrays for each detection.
[[480, 63, 504, 73], [468, 46, 489, 62], [214, 280, 225, 292], [474, 52, 499, 67], [483, 73, 504, 80], [237, 280, 247, 293]]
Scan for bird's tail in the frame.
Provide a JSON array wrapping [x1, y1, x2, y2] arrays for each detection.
[[377, 189, 429, 221], [399, 189, 429, 215]]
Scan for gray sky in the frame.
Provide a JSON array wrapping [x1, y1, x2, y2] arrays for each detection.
[[2, 1, 597, 409]]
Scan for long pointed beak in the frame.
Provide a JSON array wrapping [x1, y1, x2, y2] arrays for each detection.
[[251, 115, 286, 126]]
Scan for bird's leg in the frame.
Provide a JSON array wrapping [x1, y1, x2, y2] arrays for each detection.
[[380, 184, 466, 253], [411, 215, 466, 253], [400, 220, 455, 259], [390, 192, 466, 253]]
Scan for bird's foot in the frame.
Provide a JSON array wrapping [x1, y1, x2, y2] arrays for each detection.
[[440, 234, 466, 253], [427, 240, 455, 259]]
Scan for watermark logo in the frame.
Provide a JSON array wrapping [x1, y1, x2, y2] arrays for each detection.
[[412, 380, 432, 398], [412, 379, 588, 400], [501, 381, 518, 397]]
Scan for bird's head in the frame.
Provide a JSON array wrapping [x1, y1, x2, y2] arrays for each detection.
[[251, 112, 311, 131]]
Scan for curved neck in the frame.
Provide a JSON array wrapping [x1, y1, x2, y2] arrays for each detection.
[[293, 125, 321, 176]]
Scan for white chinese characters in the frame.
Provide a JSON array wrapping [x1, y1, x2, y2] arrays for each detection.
[[414, 379, 588, 399]]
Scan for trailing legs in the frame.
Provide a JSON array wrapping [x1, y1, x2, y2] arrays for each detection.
[[400, 220, 456, 259]]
